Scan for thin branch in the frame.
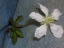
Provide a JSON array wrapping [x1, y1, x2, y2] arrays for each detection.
[[17, 21, 37, 28], [6, 21, 37, 33]]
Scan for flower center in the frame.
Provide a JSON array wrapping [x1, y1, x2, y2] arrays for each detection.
[[40, 16, 54, 25]]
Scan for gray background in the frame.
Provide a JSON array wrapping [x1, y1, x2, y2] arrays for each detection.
[[4, 0, 64, 48]]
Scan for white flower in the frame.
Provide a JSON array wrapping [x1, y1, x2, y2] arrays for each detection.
[[29, 3, 63, 39]]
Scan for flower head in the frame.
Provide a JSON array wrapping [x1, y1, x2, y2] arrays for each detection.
[[29, 3, 63, 39]]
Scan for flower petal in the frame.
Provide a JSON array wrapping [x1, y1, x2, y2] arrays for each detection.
[[51, 9, 62, 20], [50, 23, 64, 38], [38, 3, 49, 16], [34, 24, 47, 39], [29, 12, 44, 22]]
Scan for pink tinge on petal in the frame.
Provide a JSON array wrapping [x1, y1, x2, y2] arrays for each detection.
[[51, 9, 62, 20], [53, 32, 62, 38], [50, 24, 64, 38]]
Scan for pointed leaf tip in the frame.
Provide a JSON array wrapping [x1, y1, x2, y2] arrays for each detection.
[[9, 17, 15, 26], [15, 15, 23, 24], [12, 32, 17, 44], [16, 30, 24, 38]]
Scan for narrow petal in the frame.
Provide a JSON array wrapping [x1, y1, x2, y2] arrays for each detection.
[[51, 9, 62, 20], [38, 3, 49, 16], [29, 12, 44, 22], [34, 24, 47, 39], [50, 23, 64, 38]]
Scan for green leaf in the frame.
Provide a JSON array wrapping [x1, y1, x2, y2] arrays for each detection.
[[9, 17, 15, 26], [15, 15, 23, 24], [11, 26, 17, 32], [15, 24, 22, 28], [12, 32, 17, 44], [16, 29, 24, 38]]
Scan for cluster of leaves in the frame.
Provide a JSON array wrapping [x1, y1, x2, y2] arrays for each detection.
[[9, 15, 24, 44]]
